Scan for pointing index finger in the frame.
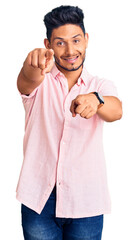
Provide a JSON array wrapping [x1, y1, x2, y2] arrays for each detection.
[[45, 49, 54, 60]]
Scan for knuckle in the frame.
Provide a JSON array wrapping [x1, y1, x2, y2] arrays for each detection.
[[28, 51, 32, 57], [88, 105, 93, 110], [76, 95, 81, 100], [29, 48, 38, 55], [85, 99, 89, 103], [40, 48, 45, 54], [39, 63, 45, 69], [78, 95, 83, 100], [76, 99, 82, 105], [33, 48, 39, 53], [75, 109, 79, 114], [32, 62, 38, 68]]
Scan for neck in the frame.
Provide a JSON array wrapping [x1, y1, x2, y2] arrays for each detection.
[[55, 62, 83, 84]]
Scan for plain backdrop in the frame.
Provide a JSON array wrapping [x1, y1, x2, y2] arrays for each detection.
[[0, 0, 139, 239]]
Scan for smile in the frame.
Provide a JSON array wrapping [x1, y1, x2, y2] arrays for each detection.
[[63, 56, 79, 64]]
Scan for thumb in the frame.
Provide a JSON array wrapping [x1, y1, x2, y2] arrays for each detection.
[[41, 51, 54, 75], [45, 49, 54, 59], [41, 60, 54, 75]]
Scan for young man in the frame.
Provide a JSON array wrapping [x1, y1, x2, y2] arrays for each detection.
[[16, 5, 122, 240]]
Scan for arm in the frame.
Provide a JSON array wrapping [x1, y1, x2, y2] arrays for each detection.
[[70, 93, 122, 122], [97, 96, 122, 122], [17, 48, 54, 95]]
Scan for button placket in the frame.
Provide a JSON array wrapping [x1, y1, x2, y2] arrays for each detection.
[[56, 75, 81, 216], [56, 125, 68, 214]]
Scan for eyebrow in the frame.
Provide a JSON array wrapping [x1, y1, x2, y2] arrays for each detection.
[[73, 34, 82, 38], [53, 34, 82, 41]]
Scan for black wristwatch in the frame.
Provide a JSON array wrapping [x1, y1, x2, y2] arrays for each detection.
[[93, 92, 104, 107]]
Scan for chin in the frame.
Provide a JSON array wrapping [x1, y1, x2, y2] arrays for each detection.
[[55, 58, 85, 72]]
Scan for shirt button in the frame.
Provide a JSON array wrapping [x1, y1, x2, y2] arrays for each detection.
[[63, 141, 66, 145]]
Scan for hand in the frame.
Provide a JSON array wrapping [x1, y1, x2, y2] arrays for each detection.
[[26, 48, 54, 75], [70, 93, 100, 119]]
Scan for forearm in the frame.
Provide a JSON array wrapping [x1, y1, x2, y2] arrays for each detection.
[[22, 60, 44, 82], [17, 67, 44, 95], [97, 96, 123, 122]]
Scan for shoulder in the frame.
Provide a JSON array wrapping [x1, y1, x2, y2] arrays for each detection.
[[84, 68, 118, 96]]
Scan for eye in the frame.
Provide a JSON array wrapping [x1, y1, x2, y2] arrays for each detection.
[[73, 39, 80, 44], [57, 41, 65, 46]]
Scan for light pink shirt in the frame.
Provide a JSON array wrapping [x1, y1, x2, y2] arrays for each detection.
[[16, 64, 118, 218]]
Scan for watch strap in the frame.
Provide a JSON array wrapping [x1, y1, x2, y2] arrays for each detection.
[[93, 92, 104, 104]]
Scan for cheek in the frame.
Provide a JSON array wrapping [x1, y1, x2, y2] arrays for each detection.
[[77, 44, 86, 53], [78, 48, 86, 58], [53, 48, 63, 59]]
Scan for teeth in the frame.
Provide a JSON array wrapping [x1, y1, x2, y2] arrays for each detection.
[[64, 56, 78, 60]]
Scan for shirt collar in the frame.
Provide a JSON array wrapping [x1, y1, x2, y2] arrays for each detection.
[[50, 63, 89, 86], [50, 63, 60, 78]]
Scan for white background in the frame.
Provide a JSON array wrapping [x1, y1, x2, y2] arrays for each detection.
[[0, 0, 139, 239]]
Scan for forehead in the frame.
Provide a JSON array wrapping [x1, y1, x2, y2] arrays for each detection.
[[51, 24, 84, 40]]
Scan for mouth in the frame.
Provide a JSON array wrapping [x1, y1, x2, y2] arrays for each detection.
[[62, 56, 79, 64]]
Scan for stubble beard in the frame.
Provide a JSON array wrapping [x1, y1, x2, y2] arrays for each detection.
[[54, 53, 86, 72]]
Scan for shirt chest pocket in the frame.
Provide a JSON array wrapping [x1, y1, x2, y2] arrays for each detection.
[[79, 117, 93, 129], [71, 114, 98, 130], [79, 115, 96, 129]]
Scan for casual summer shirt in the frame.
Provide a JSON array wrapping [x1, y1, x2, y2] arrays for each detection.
[[16, 63, 118, 218]]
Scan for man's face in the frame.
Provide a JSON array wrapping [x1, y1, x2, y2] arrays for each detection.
[[44, 24, 88, 72]]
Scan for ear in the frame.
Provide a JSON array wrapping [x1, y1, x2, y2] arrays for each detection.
[[85, 33, 89, 48], [44, 38, 51, 49]]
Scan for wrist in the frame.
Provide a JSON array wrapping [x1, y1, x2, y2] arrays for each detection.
[[90, 92, 104, 109]]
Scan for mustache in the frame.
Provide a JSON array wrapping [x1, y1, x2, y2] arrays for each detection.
[[55, 57, 85, 72]]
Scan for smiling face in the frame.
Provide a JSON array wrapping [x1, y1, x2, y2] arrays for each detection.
[[44, 24, 88, 74]]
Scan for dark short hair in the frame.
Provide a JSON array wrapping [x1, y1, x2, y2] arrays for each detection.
[[43, 5, 85, 42]]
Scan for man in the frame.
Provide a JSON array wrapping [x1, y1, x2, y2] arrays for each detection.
[[16, 5, 122, 240]]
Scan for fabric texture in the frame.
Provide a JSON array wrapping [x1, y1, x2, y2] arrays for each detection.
[[16, 63, 118, 217]]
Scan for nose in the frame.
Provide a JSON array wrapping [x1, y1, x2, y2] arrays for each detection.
[[65, 42, 74, 56]]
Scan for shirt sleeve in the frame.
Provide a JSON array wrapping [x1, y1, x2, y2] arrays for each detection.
[[17, 86, 39, 119], [18, 86, 39, 103], [97, 78, 118, 97]]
